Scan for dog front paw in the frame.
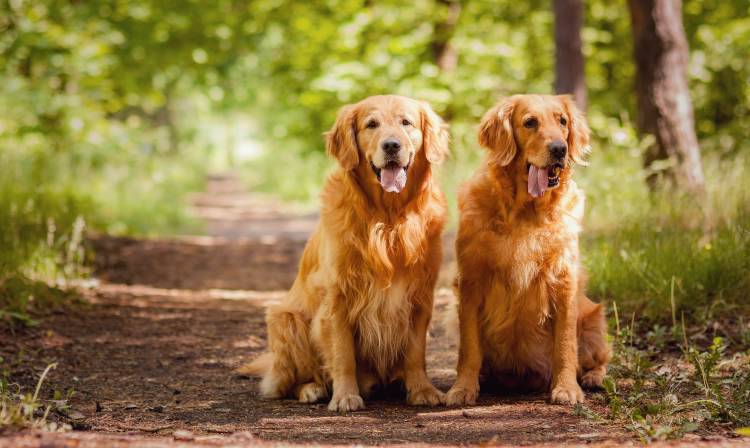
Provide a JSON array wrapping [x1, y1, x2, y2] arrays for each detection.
[[445, 384, 478, 406], [550, 382, 584, 405], [328, 393, 365, 412], [407, 384, 445, 406]]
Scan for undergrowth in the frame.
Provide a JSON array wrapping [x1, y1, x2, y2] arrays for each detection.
[[578, 302, 750, 443], [585, 211, 750, 320], [0, 166, 89, 328], [0, 362, 72, 433], [0, 125, 207, 327], [0, 277, 83, 328]]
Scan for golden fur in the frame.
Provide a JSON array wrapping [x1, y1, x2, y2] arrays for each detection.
[[241, 95, 449, 412], [445, 94, 611, 406]]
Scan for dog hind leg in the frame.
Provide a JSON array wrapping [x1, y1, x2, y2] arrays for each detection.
[[247, 305, 320, 398], [576, 296, 611, 389], [357, 365, 380, 399]]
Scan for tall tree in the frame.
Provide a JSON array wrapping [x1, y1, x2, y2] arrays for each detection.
[[553, 0, 587, 110], [628, 0, 705, 194], [431, 0, 461, 73], [431, 0, 461, 121]]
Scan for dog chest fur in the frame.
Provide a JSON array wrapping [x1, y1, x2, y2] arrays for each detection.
[[478, 220, 579, 378], [350, 276, 412, 379]]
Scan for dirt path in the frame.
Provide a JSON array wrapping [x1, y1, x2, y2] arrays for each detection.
[[0, 174, 662, 446]]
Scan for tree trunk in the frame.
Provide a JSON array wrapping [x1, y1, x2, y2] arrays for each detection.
[[431, 0, 461, 73], [553, 0, 587, 110], [628, 0, 705, 194], [431, 0, 461, 121]]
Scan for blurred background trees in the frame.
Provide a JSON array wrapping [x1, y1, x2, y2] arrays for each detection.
[[3, 0, 747, 203], [1, 0, 748, 319]]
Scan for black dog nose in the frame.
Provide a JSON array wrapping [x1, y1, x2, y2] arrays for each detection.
[[549, 140, 567, 159], [382, 139, 401, 155]]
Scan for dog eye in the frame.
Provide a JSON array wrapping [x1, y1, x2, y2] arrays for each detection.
[[560, 116, 567, 126], [366, 120, 379, 129], [523, 118, 538, 129], [401, 118, 412, 126]]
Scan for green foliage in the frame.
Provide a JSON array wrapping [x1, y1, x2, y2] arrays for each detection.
[[1, 0, 217, 325], [0, 363, 71, 432], [239, 0, 561, 196], [580, 316, 750, 442], [0, 170, 88, 278], [238, 0, 749, 200], [585, 217, 750, 320], [0, 0, 747, 328], [0, 276, 80, 327], [685, 0, 750, 152], [0, 147, 89, 326], [0, 0, 212, 236], [583, 150, 750, 320]]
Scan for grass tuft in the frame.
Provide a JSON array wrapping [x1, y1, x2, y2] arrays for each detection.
[[581, 310, 750, 442], [0, 276, 82, 328], [585, 213, 750, 319], [0, 363, 71, 433]]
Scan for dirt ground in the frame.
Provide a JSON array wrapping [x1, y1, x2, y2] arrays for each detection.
[[0, 174, 742, 447]]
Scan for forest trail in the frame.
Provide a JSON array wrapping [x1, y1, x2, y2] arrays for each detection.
[[0, 174, 693, 447]]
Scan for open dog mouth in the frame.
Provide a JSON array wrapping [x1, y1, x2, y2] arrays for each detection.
[[527, 162, 564, 198], [370, 160, 410, 193]]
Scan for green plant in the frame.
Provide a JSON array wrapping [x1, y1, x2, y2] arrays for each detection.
[[592, 307, 750, 442], [0, 276, 81, 328], [0, 363, 71, 432], [0, 161, 89, 327], [685, 338, 750, 425], [583, 151, 750, 321]]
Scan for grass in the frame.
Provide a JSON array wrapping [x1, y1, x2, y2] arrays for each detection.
[[578, 309, 750, 442], [0, 122, 209, 327], [0, 156, 90, 328], [0, 362, 72, 433], [0, 277, 82, 328], [89, 158, 207, 236], [585, 214, 750, 320], [582, 150, 750, 321]]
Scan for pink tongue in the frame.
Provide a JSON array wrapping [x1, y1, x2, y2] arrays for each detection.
[[380, 166, 407, 193], [528, 165, 549, 198]]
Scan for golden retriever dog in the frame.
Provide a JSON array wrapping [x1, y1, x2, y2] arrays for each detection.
[[445, 94, 610, 406], [241, 95, 450, 412]]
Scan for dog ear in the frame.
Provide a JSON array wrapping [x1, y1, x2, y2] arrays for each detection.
[[559, 95, 591, 166], [478, 97, 517, 166], [325, 104, 360, 170], [420, 101, 450, 164]]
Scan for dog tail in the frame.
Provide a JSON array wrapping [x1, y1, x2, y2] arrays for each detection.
[[236, 352, 273, 376]]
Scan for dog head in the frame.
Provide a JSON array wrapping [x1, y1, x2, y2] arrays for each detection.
[[326, 95, 449, 194], [478, 94, 590, 198]]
